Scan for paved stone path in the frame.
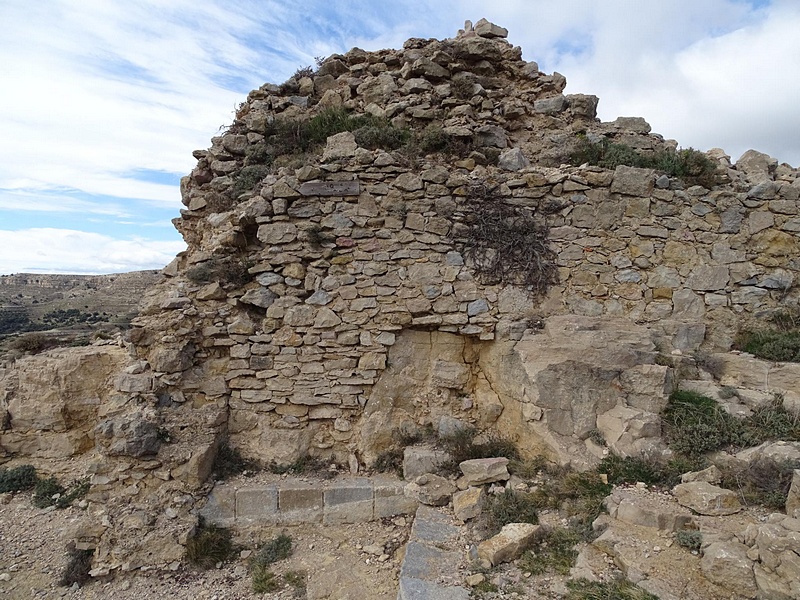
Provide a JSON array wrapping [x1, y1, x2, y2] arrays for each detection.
[[397, 505, 469, 600]]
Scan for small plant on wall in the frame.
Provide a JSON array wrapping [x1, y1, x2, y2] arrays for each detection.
[[450, 182, 559, 297]]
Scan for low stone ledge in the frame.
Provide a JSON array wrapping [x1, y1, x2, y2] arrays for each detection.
[[199, 475, 417, 527]]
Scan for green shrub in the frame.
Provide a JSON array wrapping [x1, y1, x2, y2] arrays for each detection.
[[250, 534, 293, 594], [471, 579, 499, 597], [662, 390, 744, 457], [743, 396, 800, 444], [55, 479, 90, 509], [8, 332, 50, 354], [252, 566, 280, 593], [59, 545, 93, 587], [597, 454, 703, 488], [438, 426, 519, 465], [251, 534, 293, 570], [570, 137, 720, 188], [664, 390, 800, 459], [526, 470, 611, 536], [721, 457, 798, 509], [32, 477, 66, 508], [0, 464, 38, 493], [480, 488, 539, 535], [566, 578, 659, 600], [232, 165, 270, 197], [676, 529, 702, 551], [737, 330, 800, 363], [353, 124, 410, 150], [451, 77, 475, 100], [284, 569, 307, 596], [519, 526, 581, 576], [185, 520, 235, 569]]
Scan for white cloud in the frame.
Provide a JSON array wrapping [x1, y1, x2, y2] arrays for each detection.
[[0, 1, 797, 275], [0, 229, 185, 274]]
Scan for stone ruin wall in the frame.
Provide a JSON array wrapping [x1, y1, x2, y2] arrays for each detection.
[[119, 21, 800, 467], [1, 18, 799, 574]]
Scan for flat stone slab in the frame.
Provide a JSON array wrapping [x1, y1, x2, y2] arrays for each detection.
[[673, 481, 742, 516], [299, 181, 360, 196], [410, 505, 462, 545], [400, 541, 463, 581], [398, 577, 469, 600]]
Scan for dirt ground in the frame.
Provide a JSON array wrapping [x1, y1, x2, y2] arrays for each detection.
[[0, 490, 407, 600]]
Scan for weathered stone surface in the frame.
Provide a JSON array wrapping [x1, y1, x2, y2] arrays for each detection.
[[606, 489, 693, 532], [458, 457, 510, 487], [533, 95, 567, 114], [405, 474, 456, 506], [497, 147, 529, 171], [403, 447, 451, 480], [323, 479, 373, 525], [787, 469, 800, 517], [736, 149, 777, 181], [298, 180, 360, 196], [700, 541, 758, 597], [567, 94, 599, 119], [473, 18, 508, 38], [453, 487, 484, 521], [95, 412, 161, 458], [474, 125, 507, 148], [673, 482, 742, 515], [477, 523, 544, 566], [686, 266, 729, 291], [236, 486, 279, 524], [321, 131, 357, 162], [431, 360, 470, 389], [240, 287, 278, 309], [611, 165, 655, 196]]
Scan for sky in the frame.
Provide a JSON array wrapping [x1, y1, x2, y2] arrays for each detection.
[[0, 0, 798, 275]]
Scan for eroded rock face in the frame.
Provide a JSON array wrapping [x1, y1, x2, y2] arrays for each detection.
[[0, 346, 128, 457]]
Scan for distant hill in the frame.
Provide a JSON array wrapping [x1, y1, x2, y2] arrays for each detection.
[[0, 271, 162, 348]]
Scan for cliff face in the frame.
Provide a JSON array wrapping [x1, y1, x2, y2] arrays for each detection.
[[1, 19, 799, 575]]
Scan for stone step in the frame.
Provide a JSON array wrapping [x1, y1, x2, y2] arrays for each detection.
[[199, 475, 418, 527], [397, 505, 469, 600]]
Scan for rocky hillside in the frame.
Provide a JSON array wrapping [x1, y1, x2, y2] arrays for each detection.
[[1, 18, 799, 599], [0, 271, 161, 351]]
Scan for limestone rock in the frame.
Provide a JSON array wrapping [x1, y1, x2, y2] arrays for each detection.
[[787, 470, 800, 517], [321, 131, 357, 162], [700, 541, 757, 597], [680, 465, 722, 485], [736, 149, 777, 181], [673, 482, 742, 516], [453, 487, 485, 521], [497, 147, 529, 171], [473, 18, 508, 38], [458, 457, 510, 487], [405, 474, 456, 506], [403, 447, 450, 480], [611, 165, 655, 196], [95, 412, 161, 458], [477, 523, 544, 566]]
